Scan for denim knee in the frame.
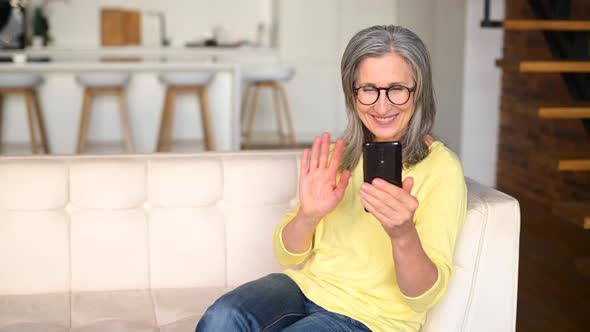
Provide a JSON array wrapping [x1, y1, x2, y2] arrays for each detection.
[[196, 294, 250, 331], [196, 274, 307, 332]]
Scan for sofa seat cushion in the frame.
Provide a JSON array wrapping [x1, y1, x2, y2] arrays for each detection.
[[0, 287, 231, 332], [0, 323, 69, 332], [0, 293, 70, 331], [152, 287, 230, 327], [71, 320, 158, 332]]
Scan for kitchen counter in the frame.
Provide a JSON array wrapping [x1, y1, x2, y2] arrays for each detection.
[[0, 54, 281, 154], [0, 45, 277, 63], [0, 60, 239, 72]]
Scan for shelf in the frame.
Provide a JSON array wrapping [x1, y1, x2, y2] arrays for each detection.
[[504, 20, 590, 31], [558, 159, 590, 171], [496, 59, 590, 73], [538, 107, 590, 119], [532, 150, 590, 172], [553, 201, 590, 229]]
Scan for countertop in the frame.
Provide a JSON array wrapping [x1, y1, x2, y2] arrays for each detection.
[[0, 60, 241, 72], [0, 45, 277, 58], [0, 46, 278, 72]]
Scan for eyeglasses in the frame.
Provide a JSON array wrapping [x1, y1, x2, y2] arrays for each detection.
[[353, 85, 415, 106]]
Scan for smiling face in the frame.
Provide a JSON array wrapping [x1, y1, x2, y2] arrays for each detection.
[[354, 53, 416, 142]]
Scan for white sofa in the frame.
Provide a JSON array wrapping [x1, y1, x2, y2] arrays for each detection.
[[0, 151, 520, 332]]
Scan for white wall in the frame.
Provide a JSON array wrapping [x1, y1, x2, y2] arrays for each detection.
[[431, 0, 466, 154], [460, 0, 503, 186], [399, 0, 503, 187], [276, 0, 398, 142], [43, 0, 272, 47], [398, 0, 466, 155]]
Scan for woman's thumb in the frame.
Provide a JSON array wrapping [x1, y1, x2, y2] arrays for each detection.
[[402, 177, 414, 193]]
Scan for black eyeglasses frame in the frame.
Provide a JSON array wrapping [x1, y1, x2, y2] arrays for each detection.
[[352, 85, 416, 106]]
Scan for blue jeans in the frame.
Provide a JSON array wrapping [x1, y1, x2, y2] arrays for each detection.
[[195, 273, 371, 332]]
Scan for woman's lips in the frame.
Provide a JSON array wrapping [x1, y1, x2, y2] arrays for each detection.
[[371, 114, 398, 126]]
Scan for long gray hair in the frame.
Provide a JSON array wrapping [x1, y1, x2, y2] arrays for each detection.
[[339, 25, 436, 171]]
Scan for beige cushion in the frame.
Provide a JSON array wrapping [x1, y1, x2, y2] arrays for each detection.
[[152, 287, 230, 326], [0, 323, 68, 332], [76, 73, 130, 87], [0, 293, 70, 331], [0, 74, 42, 88], [159, 73, 212, 86], [0, 288, 230, 332], [242, 66, 294, 83]]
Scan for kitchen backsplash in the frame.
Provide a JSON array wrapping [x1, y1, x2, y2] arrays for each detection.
[[43, 0, 273, 47]]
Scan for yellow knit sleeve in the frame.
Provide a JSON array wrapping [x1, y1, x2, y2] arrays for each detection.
[[402, 161, 467, 312], [401, 259, 451, 312], [272, 203, 313, 266]]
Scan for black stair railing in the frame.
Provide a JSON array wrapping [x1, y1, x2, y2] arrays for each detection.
[[481, 0, 502, 27]]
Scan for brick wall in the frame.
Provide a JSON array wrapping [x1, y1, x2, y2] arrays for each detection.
[[497, 0, 590, 208]]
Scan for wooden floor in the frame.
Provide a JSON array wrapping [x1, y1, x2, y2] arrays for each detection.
[[515, 199, 590, 332]]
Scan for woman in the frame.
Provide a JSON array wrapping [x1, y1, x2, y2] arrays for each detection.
[[196, 25, 467, 332]]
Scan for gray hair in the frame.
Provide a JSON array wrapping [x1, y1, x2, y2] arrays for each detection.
[[339, 25, 436, 171]]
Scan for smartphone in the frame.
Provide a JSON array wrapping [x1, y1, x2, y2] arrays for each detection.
[[363, 141, 402, 187]]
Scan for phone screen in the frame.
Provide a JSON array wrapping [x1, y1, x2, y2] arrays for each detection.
[[362, 141, 402, 187]]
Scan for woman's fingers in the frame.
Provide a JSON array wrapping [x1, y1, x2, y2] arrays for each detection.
[[334, 169, 351, 198], [371, 178, 418, 209], [360, 183, 397, 215], [329, 139, 345, 170], [310, 136, 321, 169], [301, 148, 310, 175], [360, 195, 395, 224], [318, 132, 330, 168], [402, 177, 414, 194], [361, 180, 418, 215], [361, 182, 399, 212]]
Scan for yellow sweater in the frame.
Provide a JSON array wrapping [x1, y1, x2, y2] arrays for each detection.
[[272, 141, 467, 332]]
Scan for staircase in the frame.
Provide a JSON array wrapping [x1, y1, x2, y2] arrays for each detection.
[[484, 1, 590, 329], [495, 1, 590, 231]]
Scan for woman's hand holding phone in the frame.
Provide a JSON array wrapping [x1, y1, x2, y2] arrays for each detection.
[[360, 176, 418, 239], [298, 132, 351, 226]]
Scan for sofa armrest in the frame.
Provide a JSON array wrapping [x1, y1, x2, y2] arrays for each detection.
[[422, 178, 520, 332]]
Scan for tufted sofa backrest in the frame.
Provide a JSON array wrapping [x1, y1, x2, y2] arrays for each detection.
[[0, 152, 299, 295]]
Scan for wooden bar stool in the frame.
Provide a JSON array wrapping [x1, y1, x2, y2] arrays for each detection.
[[0, 73, 49, 154], [156, 72, 214, 152], [76, 72, 134, 153], [241, 66, 295, 149]]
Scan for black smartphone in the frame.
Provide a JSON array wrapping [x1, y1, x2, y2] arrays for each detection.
[[363, 141, 402, 187]]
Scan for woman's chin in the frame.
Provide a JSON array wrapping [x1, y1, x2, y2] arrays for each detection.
[[372, 132, 399, 142]]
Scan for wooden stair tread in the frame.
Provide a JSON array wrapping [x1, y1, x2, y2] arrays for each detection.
[[505, 97, 590, 117], [504, 19, 590, 31], [553, 201, 590, 229], [574, 258, 590, 278], [496, 59, 590, 73], [531, 150, 590, 171], [538, 107, 590, 119], [559, 159, 590, 171], [543, 151, 590, 172]]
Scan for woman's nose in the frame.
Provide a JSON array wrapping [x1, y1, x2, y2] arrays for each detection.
[[373, 90, 392, 114]]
